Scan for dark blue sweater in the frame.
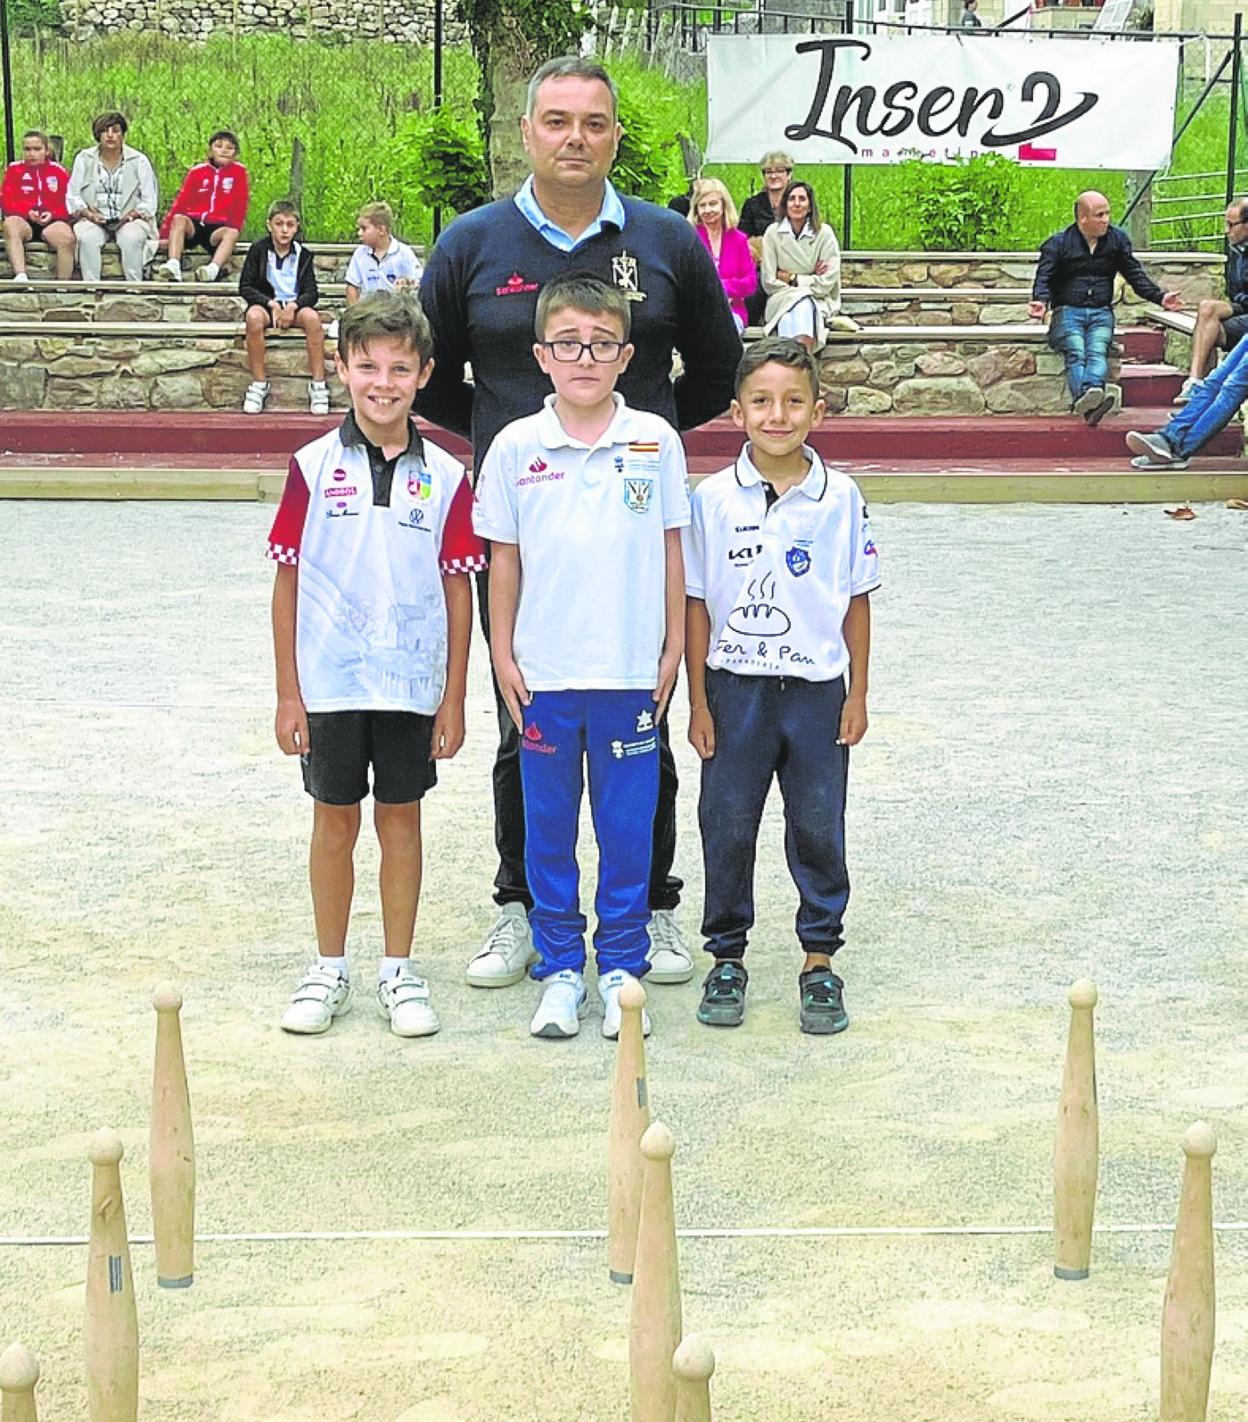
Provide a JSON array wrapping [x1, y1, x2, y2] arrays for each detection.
[[417, 195, 742, 459]]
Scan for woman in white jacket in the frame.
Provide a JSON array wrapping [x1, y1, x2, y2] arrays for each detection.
[[67, 112, 158, 282], [761, 180, 842, 352]]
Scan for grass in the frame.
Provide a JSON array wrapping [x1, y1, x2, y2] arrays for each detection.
[[7, 30, 1241, 247]]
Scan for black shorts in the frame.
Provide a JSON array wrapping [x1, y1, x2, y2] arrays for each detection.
[[1224, 313, 1248, 347], [300, 711, 437, 805], [189, 219, 229, 251], [23, 220, 55, 242]]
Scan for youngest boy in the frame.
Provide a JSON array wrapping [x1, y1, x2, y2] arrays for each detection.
[[345, 202, 422, 304], [682, 338, 879, 1035], [158, 130, 249, 283], [239, 199, 329, 414], [266, 291, 486, 1037], [472, 273, 689, 1041]]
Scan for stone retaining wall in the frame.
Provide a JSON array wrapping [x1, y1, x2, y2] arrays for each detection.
[[67, 0, 464, 45]]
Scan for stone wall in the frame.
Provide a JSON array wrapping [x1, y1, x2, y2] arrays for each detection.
[[67, 0, 464, 45]]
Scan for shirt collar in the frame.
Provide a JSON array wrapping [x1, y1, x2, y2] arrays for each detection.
[[339, 408, 425, 461], [734, 443, 828, 501], [364, 239, 397, 265], [268, 239, 301, 268], [535, 392, 637, 451], [514, 176, 626, 252]]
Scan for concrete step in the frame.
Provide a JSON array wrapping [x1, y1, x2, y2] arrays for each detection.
[[3, 409, 1240, 462], [1120, 363, 1184, 406]]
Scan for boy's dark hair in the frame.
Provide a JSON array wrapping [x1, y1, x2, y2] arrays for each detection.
[[209, 129, 240, 152], [534, 272, 631, 342], [734, 337, 822, 401], [22, 129, 49, 145], [91, 111, 128, 140], [338, 290, 434, 365], [266, 198, 299, 223], [779, 178, 821, 234]]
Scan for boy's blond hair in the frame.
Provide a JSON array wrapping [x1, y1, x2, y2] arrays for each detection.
[[358, 201, 395, 232]]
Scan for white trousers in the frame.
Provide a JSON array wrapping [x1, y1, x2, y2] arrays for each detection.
[[776, 297, 817, 340], [74, 218, 150, 281]]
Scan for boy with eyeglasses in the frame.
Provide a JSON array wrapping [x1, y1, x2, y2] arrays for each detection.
[[472, 273, 690, 1042]]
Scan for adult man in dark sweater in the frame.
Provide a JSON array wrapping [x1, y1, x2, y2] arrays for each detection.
[[1029, 191, 1182, 425], [419, 55, 742, 993], [1175, 198, 1248, 403]]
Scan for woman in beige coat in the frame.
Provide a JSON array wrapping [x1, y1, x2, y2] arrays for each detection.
[[761, 180, 842, 351]]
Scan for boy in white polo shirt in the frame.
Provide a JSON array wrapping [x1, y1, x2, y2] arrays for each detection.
[[473, 273, 689, 1041], [683, 338, 879, 1035], [266, 291, 486, 1038], [344, 201, 422, 304]]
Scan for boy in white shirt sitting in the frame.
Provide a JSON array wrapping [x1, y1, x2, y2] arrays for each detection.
[[345, 201, 422, 304], [472, 273, 689, 1041]]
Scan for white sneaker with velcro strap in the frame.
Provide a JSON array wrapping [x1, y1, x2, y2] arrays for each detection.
[[243, 380, 270, 414], [376, 966, 440, 1038], [281, 965, 352, 1035]]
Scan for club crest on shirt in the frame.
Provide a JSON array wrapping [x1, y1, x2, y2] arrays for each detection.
[[611, 251, 647, 302], [623, 476, 653, 514], [407, 466, 432, 500], [786, 545, 812, 577], [47, 175, 59, 191]]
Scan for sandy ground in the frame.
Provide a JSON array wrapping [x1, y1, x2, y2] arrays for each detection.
[[0, 499, 1246, 1420]]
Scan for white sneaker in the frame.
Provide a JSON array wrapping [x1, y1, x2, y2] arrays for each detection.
[[599, 968, 651, 1040], [645, 909, 694, 984], [12, 271, 29, 284], [308, 380, 330, 415], [197, 261, 221, 282], [1173, 376, 1200, 405], [281, 965, 352, 1035], [158, 258, 182, 282], [243, 380, 270, 414], [465, 903, 537, 987], [530, 970, 588, 1039], [376, 966, 440, 1038]]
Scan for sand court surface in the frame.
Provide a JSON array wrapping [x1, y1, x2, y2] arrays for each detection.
[[1, 498, 1246, 1418]]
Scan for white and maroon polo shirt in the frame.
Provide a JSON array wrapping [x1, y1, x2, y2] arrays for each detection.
[[472, 395, 690, 692], [683, 444, 879, 681], [266, 418, 486, 715]]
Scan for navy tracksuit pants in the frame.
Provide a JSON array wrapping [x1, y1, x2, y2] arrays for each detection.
[[519, 690, 659, 980], [700, 668, 850, 961]]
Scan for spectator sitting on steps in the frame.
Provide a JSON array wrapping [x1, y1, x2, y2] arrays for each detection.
[[761, 180, 843, 354], [1125, 329, 1248, 470], [1029, 191, 1183, 426], [67, 112, 159, 283], [1173, 197, 1248, 404], [158, 130, 250, 284], [239, 199, 329, 416], [2, 129, 75, 281], [344, 201, 423, 304], [688, 178, 756, 333]]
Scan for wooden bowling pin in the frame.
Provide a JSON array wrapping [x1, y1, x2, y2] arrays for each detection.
[[672, 1335, 715, 1422], [0, 1341, 40, 1422], [630, 1121, 682, 1422], [1160, 1121, 1217, 1422], [1053, 979, 1099, 1280], [150, 983, 195, 1288], [608, 978, 651, 1284], [85, 1130, 139, 1422]]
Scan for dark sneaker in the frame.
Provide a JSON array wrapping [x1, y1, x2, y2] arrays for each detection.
[[799, 969, 849, 1035], [697, 960, 748, 1027]]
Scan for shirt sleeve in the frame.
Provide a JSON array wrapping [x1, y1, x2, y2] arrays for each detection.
[[471, 435, 519, 544], [682, 487, 707, 600], [266, 457, 310, 564], [849, 483, 881, 596], [659, 422, 691, 530], [439, 473, 488, 574], [345, 247, 365, 288]]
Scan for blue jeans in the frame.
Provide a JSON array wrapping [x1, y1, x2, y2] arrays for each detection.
[[519, 690, 658, 979], [698, 669, 850, 961], [1157, 330, 1248, 458], [1048, 306, 1115, 401]]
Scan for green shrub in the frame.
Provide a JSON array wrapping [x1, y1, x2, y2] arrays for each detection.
[[881, 152, 1023, 251], [389, 104, 490, 218], [8, 0, 63, 32]]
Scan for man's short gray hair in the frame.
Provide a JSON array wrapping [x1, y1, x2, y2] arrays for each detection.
[[525, 56, 619, 118]]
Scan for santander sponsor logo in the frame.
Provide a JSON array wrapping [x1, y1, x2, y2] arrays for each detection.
[[516, 455, 564, 488]]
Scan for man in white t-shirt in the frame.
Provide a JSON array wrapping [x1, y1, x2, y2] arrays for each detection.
[[345, 201, 423, 304], [473, 274, 689, 1042], [683, 338, 879, 1036]]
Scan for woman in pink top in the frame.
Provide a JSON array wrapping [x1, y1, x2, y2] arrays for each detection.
[[688, 177, 756, 333]]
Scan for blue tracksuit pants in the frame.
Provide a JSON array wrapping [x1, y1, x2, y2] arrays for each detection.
[[699, 668, 850, 960], [519, 690, 659, 979]]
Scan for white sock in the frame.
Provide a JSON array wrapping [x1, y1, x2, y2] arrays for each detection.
[[317, 954, 348, 980], [201, 261, 219, 280], [378, 958, 407, 983]]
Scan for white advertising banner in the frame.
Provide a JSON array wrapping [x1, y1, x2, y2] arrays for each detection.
[[706, 33, 1179, 169]]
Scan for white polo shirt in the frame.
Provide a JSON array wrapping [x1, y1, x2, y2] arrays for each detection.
[[683, 444, 879, 681], [345, 238, 423, 294], [473, 395, 691, 691]]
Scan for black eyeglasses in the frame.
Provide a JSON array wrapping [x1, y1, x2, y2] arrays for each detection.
[[541, 339, 625, 363]]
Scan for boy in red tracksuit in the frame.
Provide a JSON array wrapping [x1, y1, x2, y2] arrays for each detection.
[[2, 130, 75, 280], [158, 130, 249, 283]]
